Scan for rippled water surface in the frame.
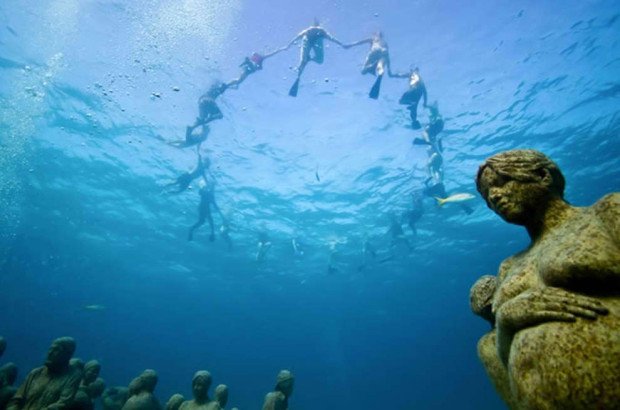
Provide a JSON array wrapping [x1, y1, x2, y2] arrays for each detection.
[[1, 1, 619, 409]]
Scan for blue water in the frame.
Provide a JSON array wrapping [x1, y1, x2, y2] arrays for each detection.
[[1, 0, 619, 409]]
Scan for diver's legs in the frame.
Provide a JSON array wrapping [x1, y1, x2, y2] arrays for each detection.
[[408, 100, 421, 129]]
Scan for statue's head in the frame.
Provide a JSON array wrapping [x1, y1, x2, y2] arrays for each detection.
[[275, 370, 294, 397], [0, 362, 18, 386], [140, 369, 158, 393], [476, 149, 565, 225], [192, 370, 212, 402], [46, 337, 76, 370], [83, 360, 102, 384], [165, 393, 185, 410], [214, 384, 229, 407], [88, 377, 106, 398]]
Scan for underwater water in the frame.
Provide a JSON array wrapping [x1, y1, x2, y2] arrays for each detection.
[[1, 0, 619, 408]]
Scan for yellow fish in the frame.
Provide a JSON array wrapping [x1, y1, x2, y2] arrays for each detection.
[[435, 193, 476, 206]]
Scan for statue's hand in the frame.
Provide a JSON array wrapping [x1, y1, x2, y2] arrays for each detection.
[[495, 286, 608, 365], [497, 286, 608, 331]]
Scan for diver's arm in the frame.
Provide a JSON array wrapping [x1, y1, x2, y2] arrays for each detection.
[[388, 69, 410, 79], [342, 38, 371, 49], [323, 30, 345, 47], [286, 30, 305, 48], [263, 45, 290, 59]]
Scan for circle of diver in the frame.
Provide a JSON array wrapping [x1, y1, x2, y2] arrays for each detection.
[[162, 18, 476, 271]]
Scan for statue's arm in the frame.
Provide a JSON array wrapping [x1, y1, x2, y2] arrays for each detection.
[[46, 370, 81, 409], [495, 287, 608, 365], [477, 331, 517, 409], [6, 368, 38, 410], [596, 192, 620, 245]]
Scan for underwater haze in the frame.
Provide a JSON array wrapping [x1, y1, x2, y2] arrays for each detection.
[[1, 0, 619, 409]]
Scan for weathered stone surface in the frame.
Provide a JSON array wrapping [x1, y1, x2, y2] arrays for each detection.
[[473, 149, 620, 409]]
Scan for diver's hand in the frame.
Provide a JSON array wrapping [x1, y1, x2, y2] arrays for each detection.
[[496, 286, 608, 332]]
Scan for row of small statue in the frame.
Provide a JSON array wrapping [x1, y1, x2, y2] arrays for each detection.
[[0, 336, 294, 410]]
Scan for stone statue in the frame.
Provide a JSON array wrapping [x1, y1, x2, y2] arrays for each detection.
[[102, 386, 129, 410], [7, 336, 82, 410], [179, 371, 217, 410], [81, 361, 101, 387], [122, 370, 161, 410], [69, 358, 85, 373], [473, 149, 620, 409], [213, 385, 228, 410], [0, 362, 19, 408], [261, 370, 294, 410], [165, 394, 184, 410], [0, 337, 6, 358]]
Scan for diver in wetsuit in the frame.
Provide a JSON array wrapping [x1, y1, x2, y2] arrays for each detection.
[[168, 124, 211, 149], [413, 102, 445, 152], [344, 31, 392, 99], [227, 46, 288, 89], [188, 176, 224, 242], [286, 19, 346, 97], [187, 81, 228, 135], [163, 153, 210, 194], [392, 67, 428, 129]]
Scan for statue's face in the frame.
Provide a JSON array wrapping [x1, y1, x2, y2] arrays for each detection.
[[192, 378, 209, 400], [279, 378, 294, 397], [478, 167, 549, 225], [83, 364, 100, 384], [46, 341, 67, 367]]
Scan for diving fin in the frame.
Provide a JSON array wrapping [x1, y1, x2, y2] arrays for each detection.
[[368, 75, 383, 99], [289, 78, 300, 97]]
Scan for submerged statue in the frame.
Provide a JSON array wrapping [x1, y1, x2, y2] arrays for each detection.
[[102, 386, 129, 410], [0, 362, 19, 408], [7, 336, 82, 410], [165, 393, 185, 410], [213, 384, 228, 410], [473, 149, 620, 409], [122, 369, 161, 410], [261, 370, 294, 410], [178, 370, 217, 410]]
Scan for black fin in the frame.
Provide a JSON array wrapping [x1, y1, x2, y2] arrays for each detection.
[[368, 75, 383, 99], [289, 78, 300, 97]]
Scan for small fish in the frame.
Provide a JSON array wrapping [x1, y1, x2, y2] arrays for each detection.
[[315, 168, 320, 182], [435, 193, 476, 206], [83, 304, 106, 312]]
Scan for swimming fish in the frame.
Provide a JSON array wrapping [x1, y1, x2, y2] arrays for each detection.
[[315, 167, 320, 182], [434, 193, 476, 206], [83, 304, 106, 311]]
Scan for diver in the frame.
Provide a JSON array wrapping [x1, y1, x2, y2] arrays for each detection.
[[388, 213, 412, 251], [413, 102, 445, 152], [227, 46, 289, 89], [168, 124, 210, 149], [392, 67, 428, 129], [162, 153, 210, 194], [188, 176, 224, 242], [256, 231, 272, 262], [344, 31, 392, 99], [405, 191, 424, 236], [187, 82, 228, 135], [426, 147, 444, 188], [286, 18, 347, 97]]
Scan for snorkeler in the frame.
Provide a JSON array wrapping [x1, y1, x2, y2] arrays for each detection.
[[388, 213, 412, 251], [344, 31, 392, 99], [227, 46, 289, 89], [413, 102, 445, 152], [426, 148, 444, 188], [286, 19, 347, 97], [162, 153, 210, 194], [168, 124, 210, 149], [405, 191, 424, 236], [188, 176, 225, 242], [392, 67, 428, 129], [256, 232, 272, 262], [186, 82, 228, 135]]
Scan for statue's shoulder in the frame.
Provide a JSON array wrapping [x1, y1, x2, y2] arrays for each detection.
[[592, 193, 619, 233]]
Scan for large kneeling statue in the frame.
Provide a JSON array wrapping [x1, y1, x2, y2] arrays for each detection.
[[471, 149, 619, 409]]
